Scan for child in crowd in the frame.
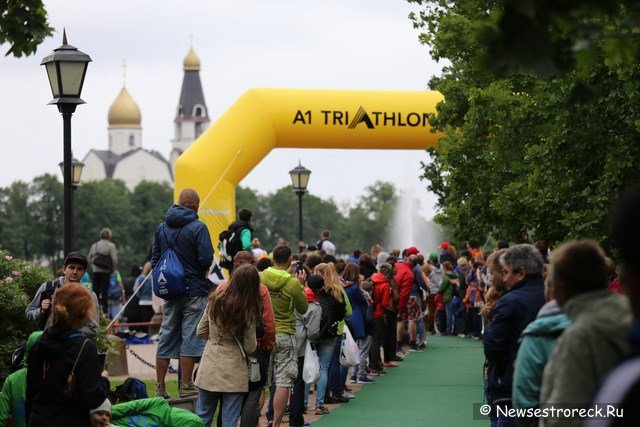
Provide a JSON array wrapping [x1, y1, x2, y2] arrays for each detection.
[[434, 293, 446, 335]]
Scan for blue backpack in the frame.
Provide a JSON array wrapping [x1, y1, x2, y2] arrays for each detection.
[[152, 226, 186, 300], [108, 272, 123, 300]]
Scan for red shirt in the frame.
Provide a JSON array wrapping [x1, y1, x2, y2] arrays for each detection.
[[370, 272, 390, 319], [394, 262, 414, 314]]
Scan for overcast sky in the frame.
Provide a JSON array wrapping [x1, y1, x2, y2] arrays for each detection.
[[0, 0, 443, 218]]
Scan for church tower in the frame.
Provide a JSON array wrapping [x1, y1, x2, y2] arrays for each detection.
[[107, 66, 142, 156], [171, 44, 210, 169]]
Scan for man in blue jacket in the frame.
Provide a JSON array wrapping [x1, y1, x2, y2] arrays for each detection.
[[484, 244, 545, 427], [151, 188, 214, 398]]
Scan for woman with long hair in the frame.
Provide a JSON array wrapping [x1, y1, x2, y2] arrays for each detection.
[[342, 262, 374, 384], [315, 263, 353, 403], [195, 264, 261, 427], [26, 283, 109, 426]]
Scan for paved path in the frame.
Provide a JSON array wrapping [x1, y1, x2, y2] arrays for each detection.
[[313, 336, 486, 426]]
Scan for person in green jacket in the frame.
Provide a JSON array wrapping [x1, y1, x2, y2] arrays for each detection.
[[259, 244, 308, 427], [512, 297, 570, 424], [109, 396, 203, 426], [0, 331, 43, 427], [438, 261, 458, 335]]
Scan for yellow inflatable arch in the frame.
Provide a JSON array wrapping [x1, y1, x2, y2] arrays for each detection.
[[174, 88, 443, 246]]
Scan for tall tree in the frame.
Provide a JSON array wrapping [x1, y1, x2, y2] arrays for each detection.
[[409, 0, 640, 248]]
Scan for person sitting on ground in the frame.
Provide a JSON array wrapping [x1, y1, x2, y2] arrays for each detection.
[[26, 284, 110, 426], [110, 397, 204, 426], [25, 251, 99, 337], [539, 241, 633, 427], [0, 331, 43, 427]]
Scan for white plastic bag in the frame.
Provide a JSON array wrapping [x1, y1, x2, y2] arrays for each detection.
[[303, 340, 321, 384], [339, 327, 359, 367]]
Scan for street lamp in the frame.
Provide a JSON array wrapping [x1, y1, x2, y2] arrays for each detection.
[[42, 29, 91, 255], [58, 157, 85, 187], [289, 162, 311, 253]]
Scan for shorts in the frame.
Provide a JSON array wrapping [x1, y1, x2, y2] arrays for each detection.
[[399, 295, 423, 322], [270, 333, 298, 388], [156, 295, 207, 359]]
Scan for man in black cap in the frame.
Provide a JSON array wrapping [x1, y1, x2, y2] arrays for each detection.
[[25, 251, 99, 337]]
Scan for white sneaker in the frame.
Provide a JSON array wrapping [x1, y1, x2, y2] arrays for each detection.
[[457, 334, 466, 338]]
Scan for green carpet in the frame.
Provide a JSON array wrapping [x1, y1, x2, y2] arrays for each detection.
[[313, 336, 486, 426]]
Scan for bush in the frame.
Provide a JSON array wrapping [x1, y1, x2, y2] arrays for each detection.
[[0, 248, 56, 382]]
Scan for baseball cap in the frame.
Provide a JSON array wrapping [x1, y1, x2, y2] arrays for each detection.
[[406, 246, 420, 256], [440, 241, 450, 250], [429, 252, 438, 261], [64, 251, 88, 269]]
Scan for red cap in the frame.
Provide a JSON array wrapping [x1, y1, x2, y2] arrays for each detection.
[[440, 241, 450, 249], [406, 246, 420, 256]]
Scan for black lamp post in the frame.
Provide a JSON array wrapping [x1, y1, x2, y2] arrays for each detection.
[[58, 157, 85, 249], [289, 162, 311, 253], [42, 30, 91, 255]]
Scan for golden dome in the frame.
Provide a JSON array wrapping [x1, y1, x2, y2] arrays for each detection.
[[108, 87, 141, 128], [183, 47, 201, 71]]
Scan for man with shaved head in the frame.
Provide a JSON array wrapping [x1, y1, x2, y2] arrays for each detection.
[[151, 188, 214, 398]]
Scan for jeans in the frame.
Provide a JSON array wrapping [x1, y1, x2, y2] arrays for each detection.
[[417, 318, 425, 344], [357, 336, 372, 377], [289, 356, 306, 426], [328, 338, 342, 396], [314, 338, 335, 407], [196, 389, 244, 427], [445, 301, 454, 335], [484, 378, 497, 427], [157, 295, 207, 358], [239, 388, 262, 427]]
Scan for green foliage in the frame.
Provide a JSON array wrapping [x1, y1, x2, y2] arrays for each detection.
[[409, 1, 640, 249], [236, 181, 399, 254], [0, 176, 173, 275], [0, 0, 53, 57], [0, 248, 51, 381]]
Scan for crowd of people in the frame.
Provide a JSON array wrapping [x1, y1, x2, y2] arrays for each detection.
[[4, 185, 640, 427]]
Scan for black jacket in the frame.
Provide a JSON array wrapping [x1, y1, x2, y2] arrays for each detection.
[[26, 326, 109, 426], [483, 274, 545, 398]]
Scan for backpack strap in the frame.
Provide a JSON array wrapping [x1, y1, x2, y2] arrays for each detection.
[[162, 225, 185, 250], [233, 335, 248, 360], [70, 339, 89, 376]]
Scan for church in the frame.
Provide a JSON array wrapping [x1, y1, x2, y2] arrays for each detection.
[[81, 46, 211, 190]]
